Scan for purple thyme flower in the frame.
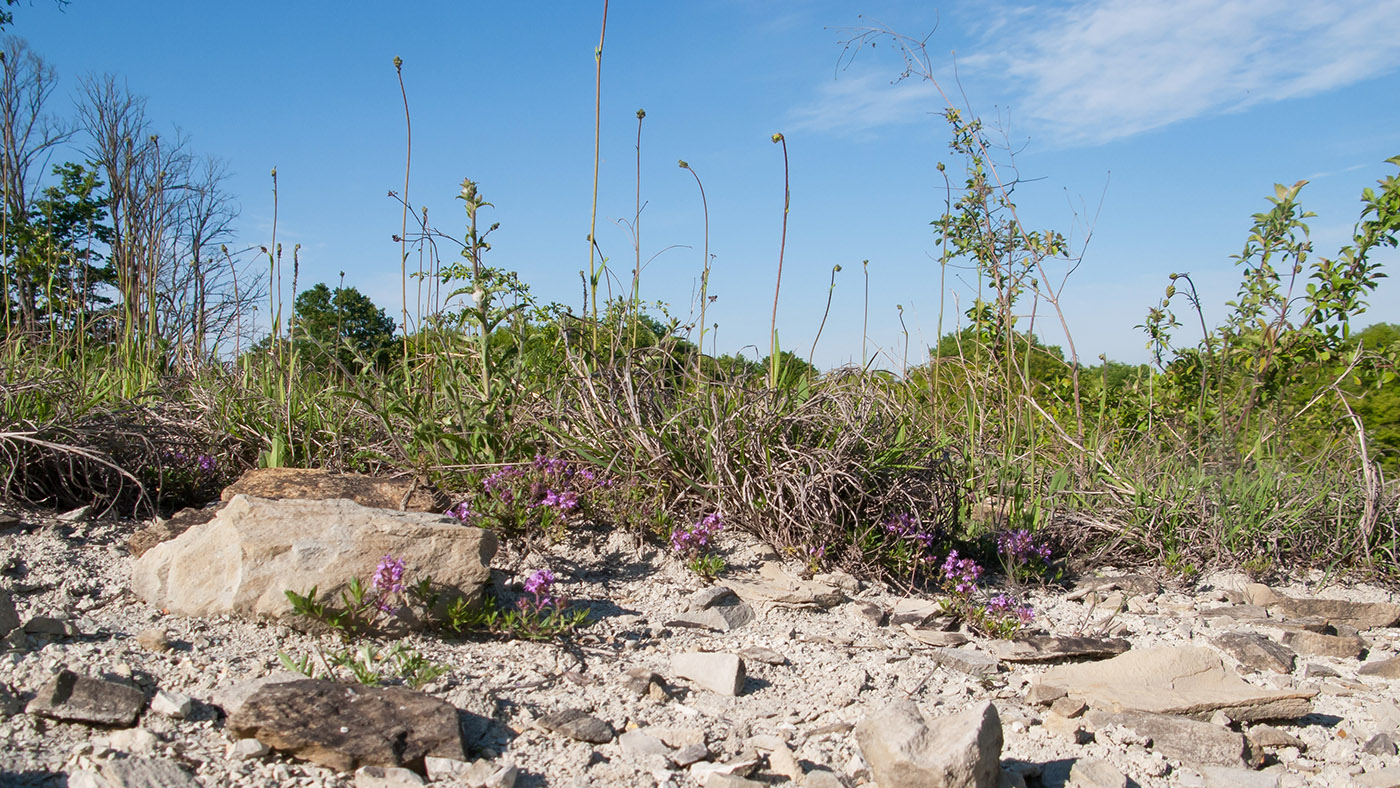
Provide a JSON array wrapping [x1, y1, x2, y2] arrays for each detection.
[[371, 555, 405, 595], [672, 514, 723, 556], [446, 501, 475, 523], [196, 455, 216, 473], [521, 568, 558, 610], [996, 529, 1051, 566], [940, 550, 984, 595]]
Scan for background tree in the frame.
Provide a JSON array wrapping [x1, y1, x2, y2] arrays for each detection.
[[289, 282, 397, 372], [1, 35, 72, 332]]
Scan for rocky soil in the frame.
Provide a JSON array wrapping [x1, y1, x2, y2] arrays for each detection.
[[0, 491, 1398, 788]]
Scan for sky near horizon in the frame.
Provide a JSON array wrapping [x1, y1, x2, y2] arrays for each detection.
[[11, 0, 1400, 370]]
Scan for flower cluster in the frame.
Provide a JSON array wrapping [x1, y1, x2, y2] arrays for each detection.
[[671, 513, 723, 557], [883, 513, 938, 550], [370, 555, 406, 612], [521, 568, 559, 612], [987, 592, 1036, 626], [459, 455, 610, 538], [997, 529, 1052, 566], [941, 550, 985, 595]]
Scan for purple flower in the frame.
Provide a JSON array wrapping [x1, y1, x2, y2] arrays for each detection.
[[672, 514, 723, 556], [196, 455, 216, 473], [941, 550, 983, 595], [883, 513, 937, 550], [446, 501, 475, 522], [521, 568, 559, 610], [997, 529, 1051, 566], [371, 555, 405, 595]]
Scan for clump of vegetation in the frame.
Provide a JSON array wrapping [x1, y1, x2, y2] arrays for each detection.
[[1, 15, 1397, 641]]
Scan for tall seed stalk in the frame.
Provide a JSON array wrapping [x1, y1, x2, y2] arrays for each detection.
[[770, 133, 789, 388]]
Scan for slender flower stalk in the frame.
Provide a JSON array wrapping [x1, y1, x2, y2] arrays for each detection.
[[770, 133, 789, 388]]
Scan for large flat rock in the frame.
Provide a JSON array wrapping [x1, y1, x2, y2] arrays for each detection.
[[1033, 646, 1314, 722], [131, 494, 495, 622]]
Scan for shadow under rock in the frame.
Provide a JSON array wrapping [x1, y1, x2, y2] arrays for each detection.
[[1021, 758, 1142, 788], [0, 770, 65, 788], [1296, 712, 1345, 728]]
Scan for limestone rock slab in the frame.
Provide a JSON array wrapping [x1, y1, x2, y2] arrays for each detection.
[[1034, 646, 1314, 722], [131, 494, 495, 622], [226, 678, 464, 774], [855, 699, 1003, 788]]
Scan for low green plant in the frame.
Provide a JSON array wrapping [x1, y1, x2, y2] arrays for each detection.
[[670, 514, 725, 580], [937, 551, 1035, 639], [440, 568, 589, 641], [447, 455, 611, 541], [284, 555, 432, 640], [278, 641, 449, 690]]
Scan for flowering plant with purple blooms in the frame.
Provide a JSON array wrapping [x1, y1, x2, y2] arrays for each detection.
[[284, 553, 435, 640], [671, 514, 726, 579], [438, 565, 589, 642], [935, 550, 1035, 638], [450, 454, 609, 539], [878, 512, 947, 583], [996, 528, 1054, 584], [147, 449, 223, 510]]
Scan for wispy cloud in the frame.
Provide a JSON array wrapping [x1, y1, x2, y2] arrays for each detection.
[[786, 70, 941, 139], [962, 0, 1400, 147]]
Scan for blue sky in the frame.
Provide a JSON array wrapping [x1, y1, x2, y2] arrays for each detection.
[[12, 0, 1400, 369]]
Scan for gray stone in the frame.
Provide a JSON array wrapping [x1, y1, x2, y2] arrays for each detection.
[[1212, 632, 1296, 674], [227, 737, 271, 759], [1066, 758, 1127, 788], [903, 625, 970, 648], [1200, 605, 1269, 621], [929, 645, 1000, 676], [210, 671, 305, 716], [425, 756, 517, 787], [1198, 766, 1280, 788], [1246, 584, 1400, 629], [1034, 646, 1314, 721], [536, 708, 614, 743], [687, 586, 739, 610], [24, 615, 79, 636], [890, 598, 944, 627], [131, 494, 496, 624], [619, 729, 670, 756], [1070, 574, 1161, 598], [851, 600, 888, 626], [671, 743, 711, 767], [135, 628, 173, 653], [1364, 733, 1398, 756], [107, 727, 158, 754], [25, 669, 145, 727], [1356, 768, 1400, 788], [1281, 629, 1367, 658], [701, 775, 765, 788], [1247, 724, 1305, 751], [226, 678, 464, 773], [1087, 710, 1258, 768], [77, 757, 202, 788], [150, 688, 194, 719], [855, 699, 1002, 788], [1043, 711, 1092, 744], [355, 765, 426, 787], [723, 562, 846, 609], [673, 651, 746, 696], [990, 636, 1131, 663], [1359, 657, 1400, 678], [621, 667, 670, 699], [668, 601, 755, 631], [736, 646, 786, 665]]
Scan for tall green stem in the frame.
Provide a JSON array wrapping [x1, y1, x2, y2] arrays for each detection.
[[587, 0, 609, 355], [770, 133, 789, 388]]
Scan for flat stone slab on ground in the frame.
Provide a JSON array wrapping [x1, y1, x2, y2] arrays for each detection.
[[1211, 631, 1296, 674], [226, 678, 464, 774], [25, 669, 145, 727], [990, 635, 1131, 663], [1245, 584, 1400, 629], [1034, 645, 1315, 722], [672, 651, 746, 696], [1086, 709, 1259, 768], [855, 699, 1003, 788], [536, 708, 615, 743]]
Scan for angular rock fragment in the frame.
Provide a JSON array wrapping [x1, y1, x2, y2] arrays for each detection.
[[1244, 584, 1400, 630], [1086, 709, 1259, 768], [723, 562, 845, 609], [1282, 629, 1367, 659], [855, 699, 1002, 788], [25, 669, 145, 727], [672, 651, 746, 696], [1212, 631, 1296, 674], [221, 467, 449, 511], [1066, 758, 1127, 788], [989, 635, 1131, 663], [536, 708, 615, 743], [69, 757, 201, 788], [929, 645, 1000, 676], [226, 678, 464, 773], [1034, 646, 1314, 722], [1360, 657, 1400, 678], [131, 494, 495, 624]]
